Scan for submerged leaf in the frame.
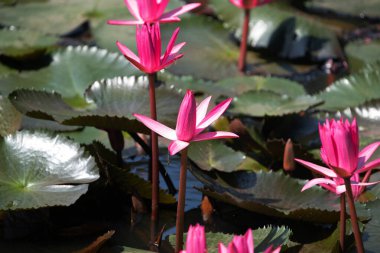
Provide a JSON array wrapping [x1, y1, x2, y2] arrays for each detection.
[[191, 168, 340, 223], [0, 131, 99, 210]]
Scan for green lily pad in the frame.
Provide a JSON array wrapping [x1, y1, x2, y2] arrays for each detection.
[[9, 76, 182, 131], [170, 225, 290, 253], [345, 40, 380, 73], [0, 131, 99, 210], [0, 96, 22, 136], [0, 46, 140, 104], [363, 200, 380, 253], [188, 140, 267, 172], [212, 76, 307, 97], [191, 168, 340, 223], [317, 63, 380, 112], [305, 0, 380, 19], [160, 15, 318, 80], [229, 90, 322, 117], [210, 1, 342, 61], [297, 227, 340, 253], [0, 28, 57, 57]]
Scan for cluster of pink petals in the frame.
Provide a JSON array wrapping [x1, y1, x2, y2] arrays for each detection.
[[229, 0, 273, 9], [116, 22, 184, 74], [296, 118, 380, 195], [134, 90, 238, 155], [181, 224, 281, 253], [108, 0, 201, 25], [180, 224, 207, 253]]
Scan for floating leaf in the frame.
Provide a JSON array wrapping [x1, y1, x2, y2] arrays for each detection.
[[317, 63, 380, 112], [363, 200, 380, 253], [305, 0, 380, 20], [210, 1, 342, 61], [169, 225, 291, 253], [0, 96, 22, 136], [191, 168, 340, 223], [0, 131, 99, 210], [160, 15, 318, 80], [212, 76, 307, 97], [230, 91, 322, 117], [345, 40, 380, 73], [188, 140, 266, 172], [9, 76, 181, 131], [298, 227, 340, 253], [0, 28, 57, 56], [0, 46, 140, 102]]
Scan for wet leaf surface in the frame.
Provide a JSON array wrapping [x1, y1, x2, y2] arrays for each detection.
[[0, 95, 22, 136]]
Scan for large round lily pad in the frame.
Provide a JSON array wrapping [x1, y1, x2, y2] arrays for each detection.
[[0, 131, 99, 210], [345, 40, 380, 73], [9, 76, 182, 131], [0, 96, 22, 136], [191, 168, 340, 223]]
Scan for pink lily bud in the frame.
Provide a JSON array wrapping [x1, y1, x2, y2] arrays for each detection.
[[176, 90, 197, 141], [108, 0, 201, 25], [116, 23, 185, 74], [180, 224, 207, 253], [229, 0, 273, 9]]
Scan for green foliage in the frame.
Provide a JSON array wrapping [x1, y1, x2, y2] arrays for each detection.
[[0, 96, 22, 136], [0, 131, 99, 210]]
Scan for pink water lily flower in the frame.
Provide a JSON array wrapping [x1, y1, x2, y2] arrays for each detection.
[[218, 229, 281, 253], [296, 118, 380, 179], [229, 0, 273, 9], [301, 171, 378, 200], [116, 22, 184, 74], [180, 224, 207, 253], [133, 90, 238, 155], [108, 0, 201, 25]]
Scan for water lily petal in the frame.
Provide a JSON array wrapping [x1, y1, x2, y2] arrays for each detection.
[[160, 3, 201, 19], [133, 113, 177, 140], [357, 158, 380, 174], [359, 141, 380, 163], [162, 27, 180, 63], [116, 41, 146, 72], [107, 19, 143, 25], [168, 140, 190, 155], [196, 98, 233, 133], [196, 96, 212, 126], [124, 0, 140, 20], [192, 131, 238, 142], [301, 178, 337, 192], [176, 90, 197, 141], [294, 159, 337, 178]]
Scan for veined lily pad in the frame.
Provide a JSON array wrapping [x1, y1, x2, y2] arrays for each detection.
[[169, 225, 291, 253], [317, 63, 380, 112], [188, 140, 266, 173], [0, 28, 57, 57], [229, 90, 322, 117], [0, 46, 140, 105], [9, 76, 182, 131], [212, 76, 307, 97], [191, 168, 340, 223], [0, 131, 99, 210], [0, 96, 22, 136], [305, 0, 380, 20], [209, 1, 342, 61], [363, 200, 380, 253], [345, 40, 380, 73]]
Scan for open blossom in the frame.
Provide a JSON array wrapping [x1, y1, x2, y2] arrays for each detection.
[[108, 0, 201, 25], [229, 0, 272, 9], [180, 224, 207, 253], [296, 118, 380, 193], [218, 229, 281, 253], [134, 90, 238, 155], [301, 172, 373, 200], [116, 23, 184, 74]]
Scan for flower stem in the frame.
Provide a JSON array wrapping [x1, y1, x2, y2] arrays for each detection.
[[340, 193, 346, 252], [175, 148, 188, 253], [148, 73, 159, 226], [238, 8, 250, 73], [343, 178, 364, 253]]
